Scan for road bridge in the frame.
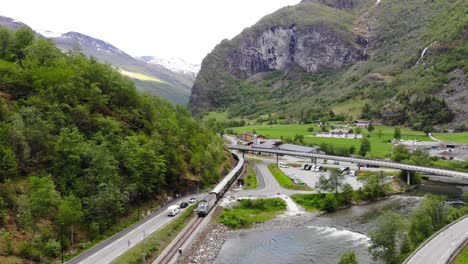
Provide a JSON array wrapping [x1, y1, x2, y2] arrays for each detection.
[[227, 145, 468, 183]]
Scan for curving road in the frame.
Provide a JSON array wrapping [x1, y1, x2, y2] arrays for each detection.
[[404, 215, 468, 264]]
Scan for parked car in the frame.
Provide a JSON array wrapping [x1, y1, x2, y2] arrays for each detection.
[[179, 202, 189, 208], [339, 167, 350, 173], [305, 164, 313, 171], [189, 197, 197, 203], [301, 164, 309, 170], [333, 161, 340, 165], [278, 162, 289, 168]]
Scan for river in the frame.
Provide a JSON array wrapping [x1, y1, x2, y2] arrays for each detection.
[[214, 181, 467, 264]]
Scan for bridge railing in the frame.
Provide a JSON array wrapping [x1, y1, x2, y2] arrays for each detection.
[[226, 145, 468, 179]]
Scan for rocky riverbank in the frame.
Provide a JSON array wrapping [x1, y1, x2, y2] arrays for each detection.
[[178, 223, 231, 264], [178, 210, 317, 264]]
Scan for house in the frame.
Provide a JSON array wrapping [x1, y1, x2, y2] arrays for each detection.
[[356, 120, 371, 129], [238, 133, 264, 142]]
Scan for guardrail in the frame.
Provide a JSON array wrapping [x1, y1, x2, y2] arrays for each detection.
[[226, 145, 468, 180], [403, 214, 468, 264]]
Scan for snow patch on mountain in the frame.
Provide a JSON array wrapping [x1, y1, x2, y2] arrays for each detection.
[[137, 56, 200, 76], [37, 29, 63, 38]]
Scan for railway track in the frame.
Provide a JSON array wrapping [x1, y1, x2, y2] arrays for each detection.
[[156, 215, 204, 264]]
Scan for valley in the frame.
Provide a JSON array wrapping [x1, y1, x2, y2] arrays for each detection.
[[0, 0, 466, 263]]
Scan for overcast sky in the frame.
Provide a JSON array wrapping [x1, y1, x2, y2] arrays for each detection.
[[2, 0, 301, 64]]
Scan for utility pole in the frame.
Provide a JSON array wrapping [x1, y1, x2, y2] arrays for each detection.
[[407, 171, 411, 185]]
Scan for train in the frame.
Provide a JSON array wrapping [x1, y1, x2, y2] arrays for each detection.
[[196, 151, 244, 217]]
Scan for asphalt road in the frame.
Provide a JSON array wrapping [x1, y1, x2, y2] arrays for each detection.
[[404, 215, 468, 264], [66, 195, 202, 264]]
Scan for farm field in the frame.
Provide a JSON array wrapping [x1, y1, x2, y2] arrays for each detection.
[[433, 133, 468, 143], [230, 124, 433, 158]]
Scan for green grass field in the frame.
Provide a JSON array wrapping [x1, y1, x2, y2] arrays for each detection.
[[268, 164, 313, 190], [433, 133, 468, 143], [243, 163, 258, 190], [230, 124, 432, 158]]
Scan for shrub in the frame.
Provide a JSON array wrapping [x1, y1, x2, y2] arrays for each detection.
[[321, 193, 338, 212], [44, 239, 61, 257]]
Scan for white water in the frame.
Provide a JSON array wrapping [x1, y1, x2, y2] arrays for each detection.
[[307, 226, 371, 245], [375, 0, 381, 5], [415, 41, 437, 66]]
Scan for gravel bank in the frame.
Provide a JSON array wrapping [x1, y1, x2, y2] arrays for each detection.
[[178, 210, 318, 264]]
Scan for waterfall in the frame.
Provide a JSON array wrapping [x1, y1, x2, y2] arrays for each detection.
[[415, 41, 436, 66]]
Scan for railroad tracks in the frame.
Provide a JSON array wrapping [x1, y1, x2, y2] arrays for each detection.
[[156, 216, 204, 264]]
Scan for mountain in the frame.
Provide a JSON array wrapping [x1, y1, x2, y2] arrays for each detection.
[[0, 16, 194, 105], [137, 56, 200, 78], [189, 0, 467, 131]]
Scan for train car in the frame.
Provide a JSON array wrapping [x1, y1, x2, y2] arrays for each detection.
[[197, 151, 245, 217], [210, 151, 244, 199], [196, 193, 217, 217]]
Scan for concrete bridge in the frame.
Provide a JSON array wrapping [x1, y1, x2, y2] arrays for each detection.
[[226, 145, 468, 183]]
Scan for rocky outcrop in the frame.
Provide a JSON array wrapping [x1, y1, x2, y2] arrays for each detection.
[[225, 25, 362, 79]]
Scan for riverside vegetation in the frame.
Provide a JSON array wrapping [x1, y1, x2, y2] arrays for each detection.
[[0, 26, 227, 262], [218, 198, 287, 229]]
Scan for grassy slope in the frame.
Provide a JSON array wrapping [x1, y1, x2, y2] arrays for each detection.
[[454, 245, 468, 264], [268, 164, 313, 190]]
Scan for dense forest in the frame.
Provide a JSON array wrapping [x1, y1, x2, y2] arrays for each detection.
[[0, 26, 226, 261]]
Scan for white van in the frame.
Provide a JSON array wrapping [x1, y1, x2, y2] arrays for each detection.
[[278, 162, 289, 168], [167, 205, 180, 216]]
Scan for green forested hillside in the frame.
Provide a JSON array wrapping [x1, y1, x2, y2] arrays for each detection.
[[0, 26, 226, 262], [190, 0, 467, 131]]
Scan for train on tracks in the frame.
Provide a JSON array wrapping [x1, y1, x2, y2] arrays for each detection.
[[196, 151, 244, 217]]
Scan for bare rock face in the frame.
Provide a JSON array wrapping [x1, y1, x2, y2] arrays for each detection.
[[225, 26, 362, 79]]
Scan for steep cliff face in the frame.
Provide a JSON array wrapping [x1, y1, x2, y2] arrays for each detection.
[[189, 2, 364, 114], [225, 25, 362, 79]]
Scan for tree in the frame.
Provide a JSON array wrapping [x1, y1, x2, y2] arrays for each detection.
[[27, 175, 60, 238], [359, 137, 371, 157], [393, 127, 401, 140], [367, 124, 374, 132], [339, 251, 359, 264], [369, 212, 405, 264], [0, 145, 17, 181], [391, 145, 410, 162], [349, 145, 356, 154], [342, 183, 354, 205], [359, 174, 384, 200], [316, 170, 344, 193], [57, 195, 84, 245]]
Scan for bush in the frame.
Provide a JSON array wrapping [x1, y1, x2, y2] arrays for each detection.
[[44, 239, 61, 257], [321, 193, 338, 212], [18, 241, 41, 261]]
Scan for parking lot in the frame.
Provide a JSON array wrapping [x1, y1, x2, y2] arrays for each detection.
[[279, 166, 364, 191]]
